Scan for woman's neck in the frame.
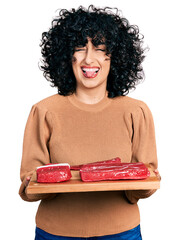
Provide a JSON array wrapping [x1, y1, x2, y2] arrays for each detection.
[[74, 88, 108, 104]]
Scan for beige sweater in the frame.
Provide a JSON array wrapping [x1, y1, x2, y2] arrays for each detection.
[[19, 93, 158, 237]]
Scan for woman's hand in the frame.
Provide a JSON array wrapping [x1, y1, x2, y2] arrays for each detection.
[[154, 169, 161, 180], [25, 176, 31, 187]]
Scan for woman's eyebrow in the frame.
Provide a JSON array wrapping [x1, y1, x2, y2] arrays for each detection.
[[96, 44, 105, 47], [74, 43, 106, 49]]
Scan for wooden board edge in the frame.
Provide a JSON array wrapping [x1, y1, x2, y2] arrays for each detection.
[[27, 178, 160, 194]]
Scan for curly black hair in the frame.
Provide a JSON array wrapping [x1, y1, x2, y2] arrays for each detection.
[[39, 5, 147, 98]]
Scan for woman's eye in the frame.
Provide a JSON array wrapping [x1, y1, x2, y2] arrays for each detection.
[[96, 49, 105, 52]]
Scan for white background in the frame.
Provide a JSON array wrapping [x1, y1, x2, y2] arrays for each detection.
[[1, 0, 180, 239]]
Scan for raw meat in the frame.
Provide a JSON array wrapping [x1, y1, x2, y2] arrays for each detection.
[[37, 163, 72, 183], [80, 162, 150, 182], [70, 157, 121, 170]]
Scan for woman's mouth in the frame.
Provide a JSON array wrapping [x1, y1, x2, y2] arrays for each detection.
[[81, 66, 100, 78]]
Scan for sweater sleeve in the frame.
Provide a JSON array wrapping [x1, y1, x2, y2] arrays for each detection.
[[19, 104, 56, 202], [125, 101, 159, 204]]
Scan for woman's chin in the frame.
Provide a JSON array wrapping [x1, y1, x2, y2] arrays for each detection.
[[80, 79, 100, 89]]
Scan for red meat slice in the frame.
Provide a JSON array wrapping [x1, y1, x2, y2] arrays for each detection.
[[80, 162, 150, 182], [70, 157, 121, 170], [37, 163, 72, 183]]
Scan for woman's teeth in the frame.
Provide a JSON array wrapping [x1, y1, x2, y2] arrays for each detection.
[[82, 68, 99, 72]]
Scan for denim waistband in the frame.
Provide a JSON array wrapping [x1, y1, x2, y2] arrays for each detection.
[[35, 225, 142, 240]]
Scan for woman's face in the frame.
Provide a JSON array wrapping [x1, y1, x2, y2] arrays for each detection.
[[72, 39, 111, 90]]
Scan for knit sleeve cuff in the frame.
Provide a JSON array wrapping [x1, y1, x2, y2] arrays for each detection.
[[19, 171, 57, 202], [125, 189, 157, 204]]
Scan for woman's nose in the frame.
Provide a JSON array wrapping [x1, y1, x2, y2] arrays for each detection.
[[84, 49, 95, 64]]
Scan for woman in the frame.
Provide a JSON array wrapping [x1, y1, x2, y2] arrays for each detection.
[[19, 5, 160, 240]]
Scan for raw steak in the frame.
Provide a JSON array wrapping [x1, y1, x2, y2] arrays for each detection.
[[70, 157, 121, 170], [80, 162, 150, 182], [37, 163, 72, 183]]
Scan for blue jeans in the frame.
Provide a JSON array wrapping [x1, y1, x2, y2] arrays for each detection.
[[35, 225, 142, 240]]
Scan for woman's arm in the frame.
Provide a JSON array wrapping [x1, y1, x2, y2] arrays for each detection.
[[125, 101, 160, 204], [19, 104, 56, 201]]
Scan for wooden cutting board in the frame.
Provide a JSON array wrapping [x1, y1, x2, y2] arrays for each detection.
[[26, 166, 160, 194]]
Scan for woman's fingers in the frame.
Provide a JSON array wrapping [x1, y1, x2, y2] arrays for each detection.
[[154, 169, 161, 180], [25, 176, 31, 187]]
